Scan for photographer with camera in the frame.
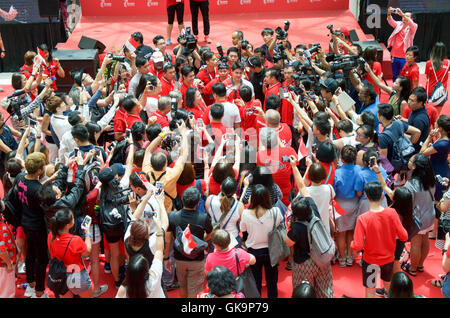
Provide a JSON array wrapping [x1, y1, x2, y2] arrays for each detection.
[[136, 74, 162, 118], [387, 7, 417, 82], [259, 28, 277, 64]]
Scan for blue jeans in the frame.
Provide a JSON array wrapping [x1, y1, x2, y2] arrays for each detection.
[[443, 273, 450, 298], [391, 57, 406, 82]]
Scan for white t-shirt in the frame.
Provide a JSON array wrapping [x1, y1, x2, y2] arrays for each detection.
[[240, 207, 282, 249], [129, 73, 143, 97], [209, 101, 241, 128], [143, 97, 159, 118], [115, 259, 165, 298], [307, 184, 335, 233]]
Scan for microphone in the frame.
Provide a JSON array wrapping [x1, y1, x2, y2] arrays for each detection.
[[7, 89, 26, 99]]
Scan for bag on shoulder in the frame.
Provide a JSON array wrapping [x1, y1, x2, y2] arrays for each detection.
[[268, 207, 290, 267], [234, 248, 260, 298], [174, 223, 208, 259], [428, 63, 449, 106], [47, 237, 73, 297], [195, 179, 207, 214], [2, 180, 22, 228], [301, 213, 336, 269], [99, 190, 127, 237], [383, 127, 415, 172]]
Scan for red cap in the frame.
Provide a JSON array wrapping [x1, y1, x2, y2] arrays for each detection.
[[339, 27, 349, 37]]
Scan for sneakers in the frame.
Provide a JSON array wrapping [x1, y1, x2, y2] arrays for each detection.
[[24, 285, 35, 297], [204, 36, 211, 44], [166, 38, 171, 45], [338, 258, 346, 267], [346, 256, 354, 266], [104, 262, 111, 274], [93, 285, 108, 298], [17, 262, 26, 274], [375, 288, 388, 298], [32, 292, 49, 298]]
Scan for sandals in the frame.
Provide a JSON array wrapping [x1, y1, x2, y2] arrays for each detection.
[[417, 266, 424, 272], [431, 280, 443, 288], [401, 262, 417, 276]]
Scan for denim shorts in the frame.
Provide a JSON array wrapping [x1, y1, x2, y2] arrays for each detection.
[[66, 269, 92, 295], [443, 273, 450, 298]]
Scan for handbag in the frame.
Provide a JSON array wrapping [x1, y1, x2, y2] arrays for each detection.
[[234, 248, 260, 298], [267, 207, 290, 267]]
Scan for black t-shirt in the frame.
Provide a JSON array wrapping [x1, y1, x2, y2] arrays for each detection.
[[250, 67, 267, 105], [168, 209, 213, 261], [287, 197, 320, 264], [15, 173, 46, 231]]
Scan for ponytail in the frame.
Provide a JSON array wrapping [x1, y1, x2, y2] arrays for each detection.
[[219, 194, 232, 215], [48, 208, 74, 241]]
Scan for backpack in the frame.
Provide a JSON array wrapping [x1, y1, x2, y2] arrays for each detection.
[[47, 237, 73, 297], [83, 160, 101, 192], [428, 62, 449, 106], [195, 179, 207, 214], [99, 188, 127, 237], [2, 177, 22, 229], [109, 140, 130, 165], [300, 213, 336, 269], [382, 127, 415, 172], [173, 212, 208, 259], [151, 171, 183, 211]]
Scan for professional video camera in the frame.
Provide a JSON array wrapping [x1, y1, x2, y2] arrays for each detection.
[[327, 24, 343, 37], [240, 39, 249, 50], [274, 43, 288, 61], [275, 20, 290, 40], [177, 27, 197, 52], [329, 54, 366, 73], [2, 90, 29, 122], [107, 52, 126, 63]]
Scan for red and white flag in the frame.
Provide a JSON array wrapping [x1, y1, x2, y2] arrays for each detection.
[[181, 225, 197, 255], [124, 36, 140, 53], [34, 47, 47, 66], [297, 137, 309, 160], [137, 173, 152, 191]]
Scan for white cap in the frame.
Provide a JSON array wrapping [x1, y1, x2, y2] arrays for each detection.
[[151, 51, 164, 63]]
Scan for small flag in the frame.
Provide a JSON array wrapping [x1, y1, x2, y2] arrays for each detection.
[[137, 173, 152, 191], [124, 36, 140, 53], [297, 137, 309, 160], [331, 199, 346, 216], [34, 47, 47, 66], [181, 225, 197, 255]]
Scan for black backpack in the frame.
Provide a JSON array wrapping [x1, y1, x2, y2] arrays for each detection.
[[99, 188, 127, 237], [382, 127, 415, 172], [2, 175, 22, 229], [109, 140, 130, 165], [47, 237, 73, 297]]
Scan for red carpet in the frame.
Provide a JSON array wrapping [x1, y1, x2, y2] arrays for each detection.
[[3, 9, 448, 298]]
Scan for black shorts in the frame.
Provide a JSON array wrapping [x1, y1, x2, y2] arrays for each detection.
[[104, 231, 124, 244], [361, 260, 394, 288], [167, 3, 184, 25]]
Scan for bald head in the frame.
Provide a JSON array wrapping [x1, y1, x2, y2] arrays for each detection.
[[265, 109, 281, 127], [151, 152, 167, 171]]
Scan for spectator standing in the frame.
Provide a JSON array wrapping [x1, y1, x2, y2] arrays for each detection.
[[190, 0, 211, 44]]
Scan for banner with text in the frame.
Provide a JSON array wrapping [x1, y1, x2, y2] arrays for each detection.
[[80, 0, 348, 16]]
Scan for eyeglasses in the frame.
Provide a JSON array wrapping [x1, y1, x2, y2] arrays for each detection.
[[356, 133, 368, 139]]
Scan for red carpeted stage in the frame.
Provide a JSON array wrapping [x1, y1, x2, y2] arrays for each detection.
[[1, 4, 447, 299]]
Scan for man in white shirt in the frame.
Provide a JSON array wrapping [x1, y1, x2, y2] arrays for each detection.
[[129, 56, 151, 97], [59, 111, 84, 162], [209, 82, 241, 130]]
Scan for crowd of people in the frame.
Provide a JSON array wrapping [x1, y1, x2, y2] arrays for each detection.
[[0, 6, 449, 299]]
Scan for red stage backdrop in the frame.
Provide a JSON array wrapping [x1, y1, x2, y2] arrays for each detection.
[[80, 0, 348, 16]]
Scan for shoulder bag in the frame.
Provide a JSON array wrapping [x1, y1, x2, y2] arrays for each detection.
[[234, 248, 260, 298]]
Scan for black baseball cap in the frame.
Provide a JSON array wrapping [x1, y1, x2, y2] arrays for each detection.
[[247, 56, 262, 68], [320, 78, 338, 94], [98, 164, 122, 185]]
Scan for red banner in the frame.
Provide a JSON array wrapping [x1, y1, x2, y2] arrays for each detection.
[[80, 0, 348, 16]]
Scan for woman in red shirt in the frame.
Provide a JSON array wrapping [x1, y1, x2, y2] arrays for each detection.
[[425, 42, 449, 99], [362, 47, 383, 96], [184, 87, 207, 119], [47, 208, 93, 298], [39, 44, 65, 91], [176, 162, 208, 198]]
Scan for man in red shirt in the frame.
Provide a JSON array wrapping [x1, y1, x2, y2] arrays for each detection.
[[263, 68, 281, 110], [257, 127, 298, 206], [351, 181, 408, 298], [179, 65, 197, 107], [203, 62, 230, 105], [265, 109, 292, 147], [226, 47, 240, 75], [160, 63, 176, 97], [281, 64, 295, 126], [197, 51, 218, 106], [400, 46, 420, 89], [235, 85, 265, 148], [149, 96, 171, 129], [223, 62, 254, 103], [114, 96, 143, 140], [149, 51, 165, 80], [254, 47, 273, 69], [202, 103, 228, 147]]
